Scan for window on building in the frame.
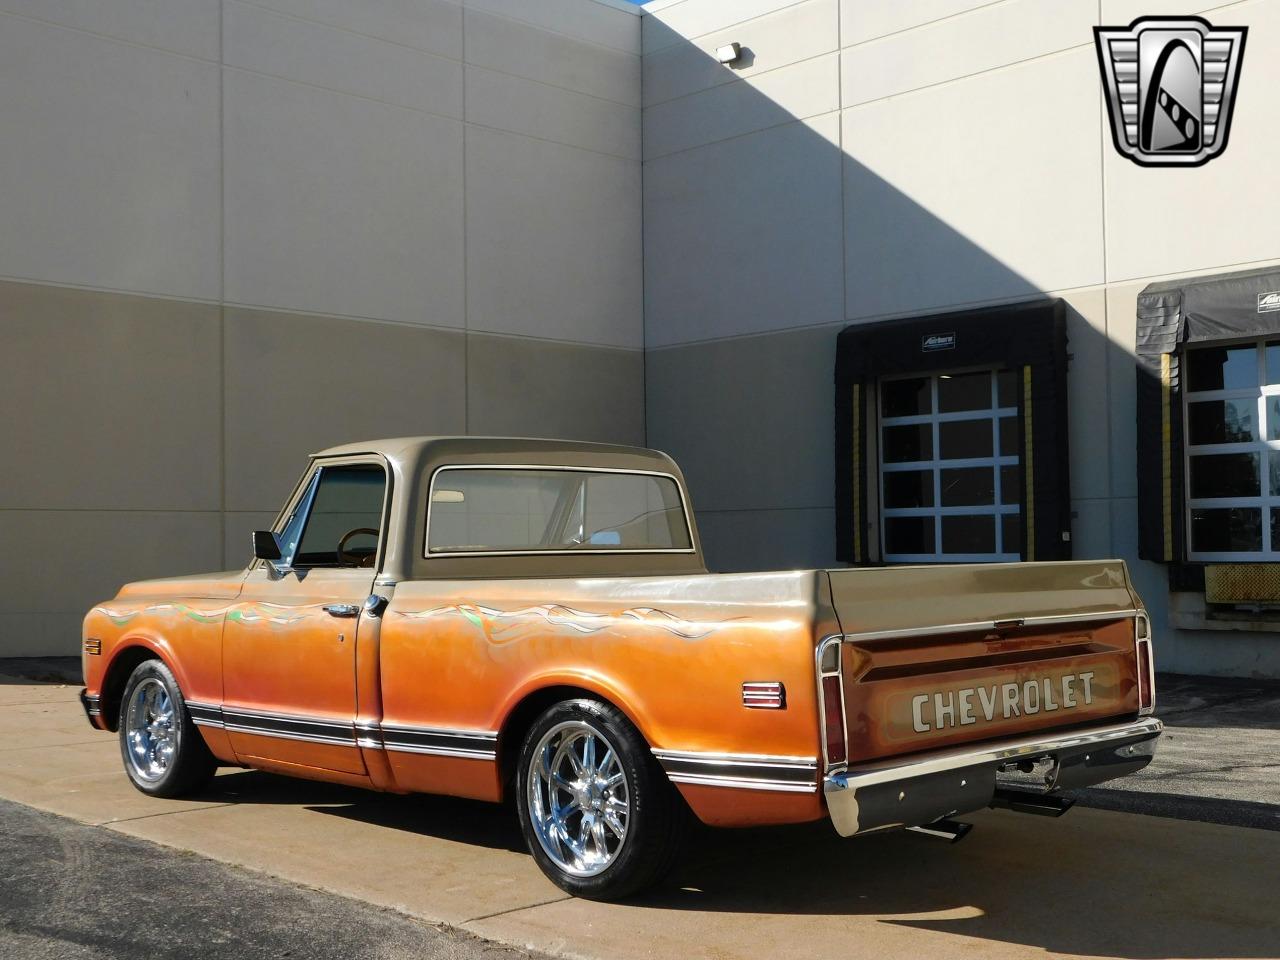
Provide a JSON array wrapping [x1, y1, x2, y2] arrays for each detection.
[[1184, 339, 1280, 559], [879, 369, 1022, 563]]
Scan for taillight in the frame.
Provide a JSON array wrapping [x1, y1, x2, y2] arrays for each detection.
[[818, 638, 847, 768], [822, 675, 846, 764], [1136, 613, 1156, 715]]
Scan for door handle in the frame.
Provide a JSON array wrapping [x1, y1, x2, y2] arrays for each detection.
[[323, 603, 360, 618]]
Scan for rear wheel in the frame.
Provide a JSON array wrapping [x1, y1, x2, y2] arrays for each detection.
[[516, 699, 685, 900], [118, 659, 216, 798]]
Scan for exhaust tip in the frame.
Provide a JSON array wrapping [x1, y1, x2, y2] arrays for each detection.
[[906, 818, 974, 843]]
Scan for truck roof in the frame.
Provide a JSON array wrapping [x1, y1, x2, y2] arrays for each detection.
[[312, 440, 680, 478]]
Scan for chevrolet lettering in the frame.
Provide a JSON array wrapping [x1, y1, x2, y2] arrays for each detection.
[[909, 671, 1097, 733], [78, 437, 1162, 900]]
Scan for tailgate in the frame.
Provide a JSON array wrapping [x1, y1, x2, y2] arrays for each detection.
[[823, 561, 1142, 763]]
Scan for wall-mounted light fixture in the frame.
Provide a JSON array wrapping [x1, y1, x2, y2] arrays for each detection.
[[715, 42, 742, 65]]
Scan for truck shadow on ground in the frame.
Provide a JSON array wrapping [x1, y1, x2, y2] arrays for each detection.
[[196, 769, 1278, 959]]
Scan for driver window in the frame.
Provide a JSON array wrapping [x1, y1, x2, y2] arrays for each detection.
[[293, 464, 386, 568]]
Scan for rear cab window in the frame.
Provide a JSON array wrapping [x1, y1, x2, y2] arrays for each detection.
[[426, 467, 693, 556]]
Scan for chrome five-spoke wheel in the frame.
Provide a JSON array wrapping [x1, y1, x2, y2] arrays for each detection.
[[527, 720, 631, 877], [124, 676, 177, 783]]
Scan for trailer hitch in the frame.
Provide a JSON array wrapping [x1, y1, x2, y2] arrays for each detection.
[[990, 789, 1076, 817]]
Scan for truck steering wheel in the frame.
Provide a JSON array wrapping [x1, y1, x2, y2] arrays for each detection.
[[336, 527, 379, 568]]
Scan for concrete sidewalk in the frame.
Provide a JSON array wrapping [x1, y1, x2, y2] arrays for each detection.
[[1, 670, 1279, 960], [13, 657, 1277, 824]]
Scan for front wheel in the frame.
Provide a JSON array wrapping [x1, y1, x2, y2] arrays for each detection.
[[118, 659, 216, 798], [516, 699, 686, 900]]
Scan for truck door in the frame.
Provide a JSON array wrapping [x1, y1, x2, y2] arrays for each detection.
[[222, 459, 386, 776]]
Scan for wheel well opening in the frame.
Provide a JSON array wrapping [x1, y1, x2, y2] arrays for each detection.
[[100, 647, 161, 731], [497, 685, 607, 801]]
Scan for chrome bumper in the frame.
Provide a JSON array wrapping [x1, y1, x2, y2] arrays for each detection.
[[824, 717, 1163, 837], [78, 689, 104, 729]]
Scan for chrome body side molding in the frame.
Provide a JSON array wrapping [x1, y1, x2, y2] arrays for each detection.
[[186, 701, 498, 760], [652, 748, 819, 794]]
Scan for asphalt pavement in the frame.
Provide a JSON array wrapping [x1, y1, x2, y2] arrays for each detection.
[[1067, 673, 1280, 830], [0, 796, 543, 960]]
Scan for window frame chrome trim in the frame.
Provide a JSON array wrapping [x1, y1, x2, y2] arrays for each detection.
[[423, 463, 698, 559]]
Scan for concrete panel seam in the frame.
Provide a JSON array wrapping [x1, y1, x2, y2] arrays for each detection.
[[0, 274, 221, 308], [838, 0, 1010, 52], [1106, 254, 1280, 288], [642, 44, 840, 112], [642, 109, 839, 165], [219, 301, 466, 335], [0, 8, 219, 66], [642, 0, 814, 54], [468, 2, 640, 57], [462, 6, 470, 431], [466, 117, 640, 164], [230, 0, 461, 62], [466, 59, 639, 110], [221, 62, 463, 123], [842, 40, 1095, 112], [220, 0, 228, 569]]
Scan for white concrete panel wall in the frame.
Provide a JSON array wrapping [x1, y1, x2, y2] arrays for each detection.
[[842, 49, 1105, 319], [644, 117, 843, 346], [641, 0, 1280, 675], [641, 0, 844, 346], [0, 11, 221, 300], [0, 0, 642, 346], [222, 69, 466, 327], [466, 126, 642, 347], [0, 0, 220, 60], [0, 0, 645, 657]]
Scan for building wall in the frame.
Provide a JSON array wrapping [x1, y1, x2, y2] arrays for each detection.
[[0, 0, 644, 656], [641, 0, 1280, 677]]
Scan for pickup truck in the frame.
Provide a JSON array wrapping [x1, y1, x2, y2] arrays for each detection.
[[80, 437, 1161, 899]]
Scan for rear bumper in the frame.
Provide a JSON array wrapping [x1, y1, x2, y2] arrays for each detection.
[[824, 716, 1162, 837], [78, 689, 104, 729]]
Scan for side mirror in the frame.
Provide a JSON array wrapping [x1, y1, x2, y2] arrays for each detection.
[[252, 530, 283, 562]]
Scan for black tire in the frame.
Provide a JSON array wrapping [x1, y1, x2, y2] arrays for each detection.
[[515, 698, 686, 900], [118, 659, 216, 798]]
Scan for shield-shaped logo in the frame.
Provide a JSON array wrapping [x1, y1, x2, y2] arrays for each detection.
[[1094, 16, 1246, 167]]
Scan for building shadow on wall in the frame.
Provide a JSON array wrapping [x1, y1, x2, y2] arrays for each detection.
[[640, 15, 1143, 588]]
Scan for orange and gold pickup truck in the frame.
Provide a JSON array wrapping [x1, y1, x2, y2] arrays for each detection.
[[80, 437, 1161, 899]]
